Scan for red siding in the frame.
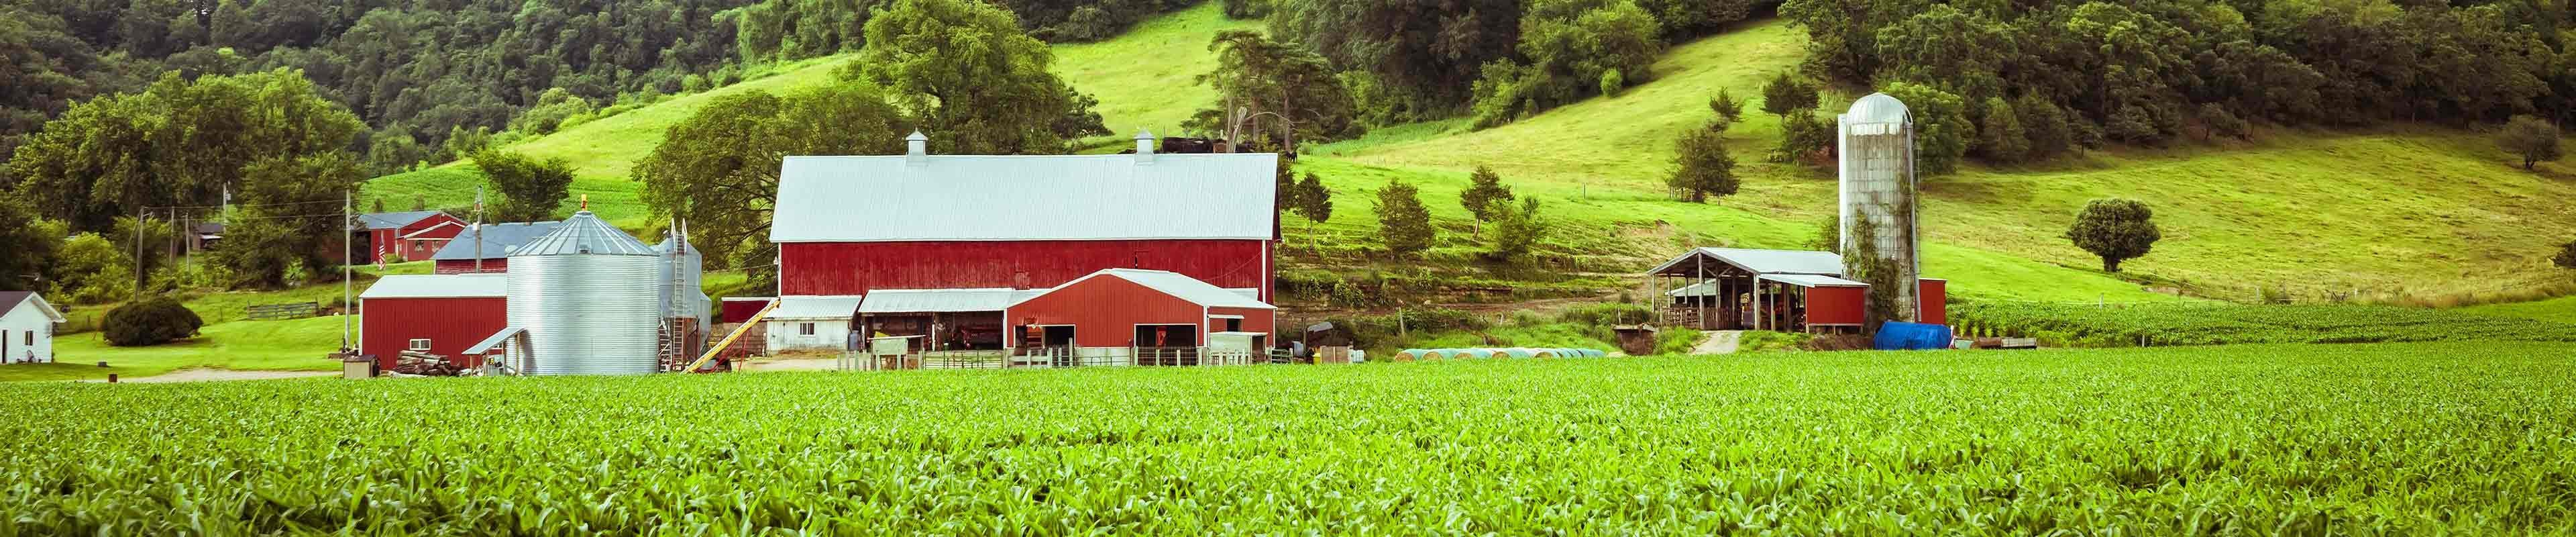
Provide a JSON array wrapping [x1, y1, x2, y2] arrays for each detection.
[[782, 240, 1269, 299], [721, 299, 774, 324], [1006, 277, 1210, 348], [1204, 305, 1275, 336], [1806, 286, 1868, 326], [367, 214, 465, 263], [1917, 279, 1947, 325], [433, 258, 508, 274], [361, 296, 507, 369]]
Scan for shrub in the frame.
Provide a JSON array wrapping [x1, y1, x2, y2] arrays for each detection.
[[2498, 115, 2562, 170], [103, 297, 203, 347], [2064, 199, 2163, 273]]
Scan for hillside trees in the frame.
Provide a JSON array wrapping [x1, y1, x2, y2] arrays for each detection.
[[635, 85, 909, 282], [1669, 129, 1738, 202], [7, 69, 362, 234], [1373, 180, 1434, 258], [1760, 72, 1819, 117], [472, 150, 576, 222], [1878, 82, 1970, 176], [51, 233, 134, 304], [847, 0, 1106, 154], [0, 198, 62, 291], [1289, 172, 1332, 233], [217, 152, 366, 289], [1458, 166, 1514, 238], [1273, 0, 1523, 121], [2065, 199, 2162, 273], [1485, 197, 1550, 260], [1191, 30, 1359, 151], [1469, 0, 1662, 128], [2498, 115, 2563, 170]]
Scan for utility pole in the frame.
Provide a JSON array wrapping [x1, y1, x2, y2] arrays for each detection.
[[342, 191, 352, 353], [133, 205, 145, 293], [472, 186, 485, 273]]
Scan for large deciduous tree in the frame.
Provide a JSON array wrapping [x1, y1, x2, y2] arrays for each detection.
[[6, 69, 363, 234], [1273, 0, 1523, 120], [0, 197, 62, 291], [473, 150, 576, 222], [2064, 198, 2161, 273], [1191, 30, 1358, 152], [635, 85, 910, 283], [1469, 0, 1662, 128], [214, 152, 366, 289], [846, 0, 1104, 154]]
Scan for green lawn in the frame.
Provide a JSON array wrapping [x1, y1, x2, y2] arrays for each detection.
[[2, 342, 2569, 533], [2, 315, 347, 382]]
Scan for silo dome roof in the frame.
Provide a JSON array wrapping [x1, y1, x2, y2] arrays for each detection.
[[510, 210, 656, 256], [1845, 93, 1910, 125]]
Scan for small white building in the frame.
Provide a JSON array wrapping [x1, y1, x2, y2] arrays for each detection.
[[766, 295, 861, 353], [1, 291, 67, 364]]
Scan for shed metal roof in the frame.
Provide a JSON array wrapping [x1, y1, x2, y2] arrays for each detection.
[[1759, 274, 1870, 288], [771, 295, 863, 320], [511, 211, 655, 256], [858, 289, 1039, 313], [358, 211, 449, 230], [770, 152, 1279, 242], [1650, 247, 1846, 276], [360, 274, 507, 299], [0, 291, 64, 322], [1018, 268, 1273, 309], [430, 222, 566, 260]]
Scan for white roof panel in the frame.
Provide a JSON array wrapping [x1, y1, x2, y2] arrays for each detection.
[[771, 295, 863, 320], [1650, 247, 1847, 276], [858, 289, 1039, 313], [1083, 268, 1274, 309], [360, 275, 506, 299], [771, 152, 1279, 242]]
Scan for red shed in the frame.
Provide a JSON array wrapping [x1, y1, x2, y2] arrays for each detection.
[[358, 211, 466, 264], [1917, 278, 1947, 325], [1005, 268, 1275, 352], [1760, 274, 1871, 328], [359, 274, 506, 369]]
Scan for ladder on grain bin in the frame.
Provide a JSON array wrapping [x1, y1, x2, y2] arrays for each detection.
[[682, 300, 777, 373], [655, 221, 695, 372]]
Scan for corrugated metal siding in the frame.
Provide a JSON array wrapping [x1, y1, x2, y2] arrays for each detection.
[[1006, 276, 1205, 348], [1807, 287, 1868, 326], [433, 258, 508, 274], [1917, 279, 1947, 325], [361, 297, 507, 369], [782, 240, 1267, 296]]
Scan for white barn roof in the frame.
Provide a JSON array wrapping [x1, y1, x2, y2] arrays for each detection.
[[1650, 247, 1847, 276], [1016, 268, 1273, 309], [360, 275, 507, 299], [857, 289, 1040, 313], [771, 295, 863, 320], [770, 152, 1279, 242]]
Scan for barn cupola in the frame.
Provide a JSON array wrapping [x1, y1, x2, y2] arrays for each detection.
[[905, 131, 928, 166], [1133, 129, 1156, 164]]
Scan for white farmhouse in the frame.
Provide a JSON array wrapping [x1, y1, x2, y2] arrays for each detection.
[[0, 291, 66, 364]]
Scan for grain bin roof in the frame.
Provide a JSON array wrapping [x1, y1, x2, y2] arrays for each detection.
[[429, 222, 564, 260], [360, 275, 507, 299], [770, 152, 1279, 242], [511, 211, 655, 256], [1650, 248, 1846, 277]]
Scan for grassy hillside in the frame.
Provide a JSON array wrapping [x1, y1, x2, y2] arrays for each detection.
[[365, 56, 853, 228], [1052, 3, 1260, 140]]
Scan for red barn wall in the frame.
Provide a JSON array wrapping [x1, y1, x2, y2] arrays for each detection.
[[1204, 306, 1275, 335], [720, 299, 775, 324], [782, 240, 1268, 299], [433, 258, 508, 274], [362, 296, 507, 369], [1806, 287, 1868, 326], [1917, 279, 1947, 325], [1007, 277, 1208, 348]]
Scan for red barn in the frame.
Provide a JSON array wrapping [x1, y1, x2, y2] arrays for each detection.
[[767, 131, 1279, 360], [359, 274, 506, 369], [357, 211, 466, 264], [1006, 268, 1276, 350]]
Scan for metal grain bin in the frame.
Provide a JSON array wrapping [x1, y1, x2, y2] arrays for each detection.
[[1837, 92, 1923, 322], [506, 210, 662, 375]]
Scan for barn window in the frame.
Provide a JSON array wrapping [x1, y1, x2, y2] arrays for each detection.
[[21, 330, 28, 345], [800, 323, 816, 336], [409, 338, 432, 351]]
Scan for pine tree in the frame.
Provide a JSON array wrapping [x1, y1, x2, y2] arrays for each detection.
[[1375, 180, 1434, 258], [1458, 165, 1513, 238]]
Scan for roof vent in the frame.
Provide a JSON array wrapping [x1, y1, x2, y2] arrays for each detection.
[[1133, 129, 1155, 164], [905, 131, 928, 166]]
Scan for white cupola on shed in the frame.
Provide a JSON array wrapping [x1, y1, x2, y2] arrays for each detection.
[[1134, 129, 1156, 164], [905, 130, 928, 166]]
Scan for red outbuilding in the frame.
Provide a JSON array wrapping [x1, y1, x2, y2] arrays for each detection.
[[1005, 268, 1275, 362], [429, 221, 564, 274], [359, 274, 506, 369], [358, 211, 466, 264]]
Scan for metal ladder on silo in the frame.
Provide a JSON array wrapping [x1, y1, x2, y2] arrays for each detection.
[[656, 222, 692, 372]]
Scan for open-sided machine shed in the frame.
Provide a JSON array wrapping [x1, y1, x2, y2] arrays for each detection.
[[1649, 247, 1946, 332]]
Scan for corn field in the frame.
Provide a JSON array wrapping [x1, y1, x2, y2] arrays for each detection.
[[3, 342, 2573, 534]]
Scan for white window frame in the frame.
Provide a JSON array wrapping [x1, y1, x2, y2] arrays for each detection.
[[409, 338, 433, 351]]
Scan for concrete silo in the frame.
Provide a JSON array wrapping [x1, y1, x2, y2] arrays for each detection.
[[1836, 92, 1921, 323], [506, 209, 663, 375]]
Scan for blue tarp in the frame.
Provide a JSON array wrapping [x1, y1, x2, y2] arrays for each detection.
[[1873, 322, 1953, 350]]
